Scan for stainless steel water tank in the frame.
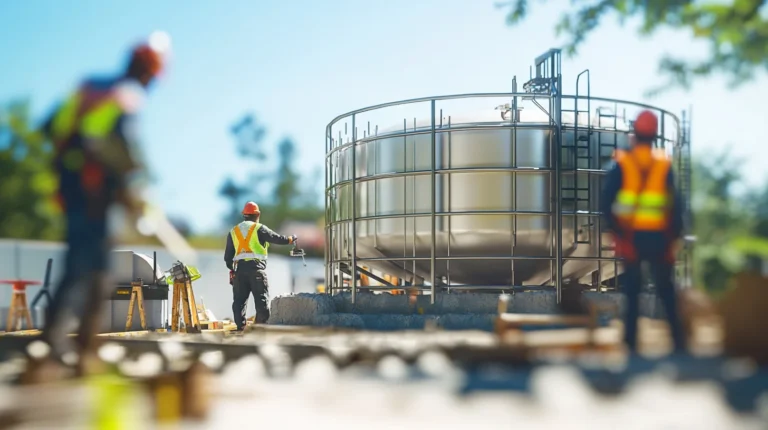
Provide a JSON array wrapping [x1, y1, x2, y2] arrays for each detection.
[[326, 95, 680, 289]]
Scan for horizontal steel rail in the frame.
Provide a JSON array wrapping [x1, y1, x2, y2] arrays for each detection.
[[335, 255, 621, 263], [325, 210, 609, 226], [326, 92, 679, 134]]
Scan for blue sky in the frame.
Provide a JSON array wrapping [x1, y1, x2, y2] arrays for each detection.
[[1, 0, 766, 233]]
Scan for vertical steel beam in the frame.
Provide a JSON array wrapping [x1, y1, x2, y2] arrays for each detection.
[[430, 100, 437, 304], [351, 115, 357, 304], [553, 63, 564, 305], [325, 125, 332, 295]]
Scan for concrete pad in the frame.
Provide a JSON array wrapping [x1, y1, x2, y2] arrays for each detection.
[[268, 293, 335, 325], [269, 291, 667, 331]]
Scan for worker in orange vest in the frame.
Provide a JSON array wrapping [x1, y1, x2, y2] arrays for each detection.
[[600, 110, 687, 355], [224, 202, 297, 330]]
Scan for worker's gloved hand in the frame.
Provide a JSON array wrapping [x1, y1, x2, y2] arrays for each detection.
[[229, 270, 235, 286], [612, 232, 636, 261], [289, 235, 298, 244]]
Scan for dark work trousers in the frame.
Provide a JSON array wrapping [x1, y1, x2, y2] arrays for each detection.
[[42, 206, 111, 360], [232, 261, 270, 329], [622, 231, 686, 353]]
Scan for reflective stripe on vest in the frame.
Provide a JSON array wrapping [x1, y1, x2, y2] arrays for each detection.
[[230, 221, 269, 262], [51, 90, 124, 142], [611, 148, 672, 231]]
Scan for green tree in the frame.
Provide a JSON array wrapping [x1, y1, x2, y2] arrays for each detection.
[[501, 0, 768, 93], [220, 114, 270, 226], [219, 113, 324, 250], [0, 100, 62, 240], [272, 137, 301, 223], [219, 177, 249, 226], [690, 150, 756, 293]]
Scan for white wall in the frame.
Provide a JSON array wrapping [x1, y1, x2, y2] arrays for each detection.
[[0, 239, 324, 324]]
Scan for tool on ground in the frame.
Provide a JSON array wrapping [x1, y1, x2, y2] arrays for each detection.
[[290, 239, 307, 267], [125, 279, 147, 331], [168, 262, 202, 333]]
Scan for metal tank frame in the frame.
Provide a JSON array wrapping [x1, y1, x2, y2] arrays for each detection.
[[324, 49, 693, 304]]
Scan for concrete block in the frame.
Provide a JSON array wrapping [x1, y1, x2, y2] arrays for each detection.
[[438, 314, 497, 331], [432, 294, 499, 314], [508, 291, 558, 313], [269, 290, 671, 331], [358, 314, 496, 331], [269, 293, 335, 325], [332, 292, 508, 315], [333, 291, 412, 314], [359, 314, 437, 331], [314, 313, 365, 329]]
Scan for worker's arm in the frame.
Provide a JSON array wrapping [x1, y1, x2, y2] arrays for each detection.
[[667, 169, 685, 240], [257, 225, 293, 245], [224, 233, 235, 270], [101, 81, 150, 208], [600, 164, 623, 235]]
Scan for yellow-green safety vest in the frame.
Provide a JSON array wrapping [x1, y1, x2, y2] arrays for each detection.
[[50, 83, 141, 173], [230, 221, 269, 262]]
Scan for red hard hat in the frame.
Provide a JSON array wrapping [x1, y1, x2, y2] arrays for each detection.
[[242, 201, 260, 215], [129, 31, 172, 78], [633, 110, 658, 139]]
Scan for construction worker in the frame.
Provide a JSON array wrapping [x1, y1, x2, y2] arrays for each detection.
[[32, 32, 172, 376], [600, 110, 687, 355], [224, 201, 297, 330]]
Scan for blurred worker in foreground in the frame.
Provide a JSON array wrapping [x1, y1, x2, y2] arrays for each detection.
[[600, 110, 687, 355], [31, 32, 172, 377], [224, 202, 297, 330]]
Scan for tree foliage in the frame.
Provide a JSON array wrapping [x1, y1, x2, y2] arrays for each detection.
[[219, 113, 324, 254], [689, 148, 768, 293], [501, 0, 768, 93], [0, 100, 62, 240]]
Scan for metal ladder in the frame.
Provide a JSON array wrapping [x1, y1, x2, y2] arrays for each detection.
[[560, 70, 593, 245], [596, 106, 620, 262]]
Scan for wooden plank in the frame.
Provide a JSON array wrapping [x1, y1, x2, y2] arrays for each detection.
[[98, 331, 151, 338], [125, 286, 136, 331], [495, 313, 593, 337], [497, 313, 593, 326], [0, 329, 41, 337], [185, 280, 201, 329], [171, 282, 181, 333], [136, 286, 147, 330]]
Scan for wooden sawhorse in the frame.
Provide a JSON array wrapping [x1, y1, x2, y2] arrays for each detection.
[[171, 279, 201, 333], [1, 279, 41, 332], [125, 280, 147, 331]]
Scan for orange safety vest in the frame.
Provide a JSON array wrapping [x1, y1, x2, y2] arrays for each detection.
[[611, 147, 673, 232]]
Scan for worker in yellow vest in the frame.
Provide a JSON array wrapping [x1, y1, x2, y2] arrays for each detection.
[[33, 31, 171, 377], [601, 110, 687, 355], [224, 202, 297, 330]]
